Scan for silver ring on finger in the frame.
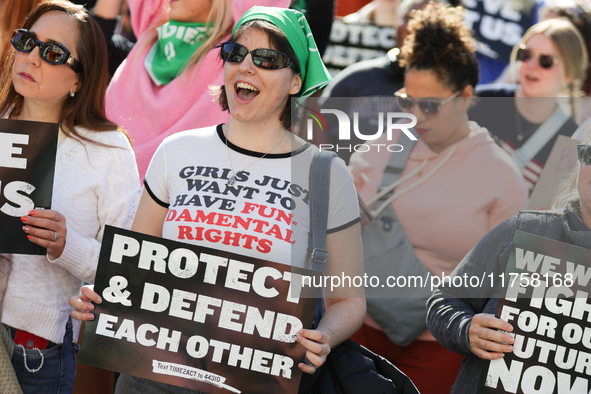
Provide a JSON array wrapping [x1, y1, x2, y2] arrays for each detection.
[[51, 231, 58, 242], [306, 362, 317, 370]]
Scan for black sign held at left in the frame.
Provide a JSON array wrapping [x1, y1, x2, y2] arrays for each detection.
[[0, 118, 58, 255], [79, 225, 318, 394]]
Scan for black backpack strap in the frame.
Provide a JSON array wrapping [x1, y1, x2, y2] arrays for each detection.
[[309, 149, 336, 272], [308, 149, 336, 328]]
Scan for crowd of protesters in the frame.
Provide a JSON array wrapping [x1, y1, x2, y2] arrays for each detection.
[[0, 0, 591, 393]]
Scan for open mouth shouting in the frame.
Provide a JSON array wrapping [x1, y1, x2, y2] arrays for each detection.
[[523, 73, 539, 84], [236, 81, 260, 101]]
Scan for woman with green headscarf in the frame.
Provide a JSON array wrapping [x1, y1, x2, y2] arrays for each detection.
[[70, 6, 366, 393]]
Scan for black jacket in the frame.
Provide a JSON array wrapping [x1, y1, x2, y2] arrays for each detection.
[[299, 340, 420, 394]]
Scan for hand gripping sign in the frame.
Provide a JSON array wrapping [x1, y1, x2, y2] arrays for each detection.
[[79, 226, 317, 394], [0, 118, 58, 254], [478, 231, 591, 394]]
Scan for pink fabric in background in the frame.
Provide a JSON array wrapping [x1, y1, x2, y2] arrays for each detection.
[[106, 0, 290, 179]]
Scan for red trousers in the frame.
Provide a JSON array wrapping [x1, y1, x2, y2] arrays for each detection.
[[350, 324, 464, 394]]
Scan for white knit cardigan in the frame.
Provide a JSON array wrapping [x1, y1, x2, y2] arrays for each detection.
[[1, 126, 140, 344]]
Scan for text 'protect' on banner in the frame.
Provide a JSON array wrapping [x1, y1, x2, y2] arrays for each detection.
[[79, 225, 318, 394]]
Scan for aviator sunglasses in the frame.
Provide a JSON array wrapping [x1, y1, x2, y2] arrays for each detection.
[[578, 145, 591, 165], [516, 44, 558, 70], [394, 90, 461, 117], [219, 41, 297, 70], [10, 29, 83, 73]]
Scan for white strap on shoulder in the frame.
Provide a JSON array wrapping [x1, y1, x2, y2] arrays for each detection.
[[512, 105, 570, 168]]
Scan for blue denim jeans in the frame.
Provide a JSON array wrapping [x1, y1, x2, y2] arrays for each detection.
[[115, 374, 206, 394], [10, 319, 79, 394]]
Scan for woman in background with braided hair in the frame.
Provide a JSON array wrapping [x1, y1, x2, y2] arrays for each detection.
[[349, 3, 528, 393]]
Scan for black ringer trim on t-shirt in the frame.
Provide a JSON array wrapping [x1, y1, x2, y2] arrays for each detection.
[[327, 216, 361, 234], [216, 124, 310, 158], [143, 179, 169, 208]]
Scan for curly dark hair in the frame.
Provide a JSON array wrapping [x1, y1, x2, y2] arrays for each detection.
[[399, 2, 479, 91]]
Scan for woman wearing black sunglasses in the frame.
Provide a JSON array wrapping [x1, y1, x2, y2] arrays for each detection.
[[472, 19, 588, 192], [427, 126, 591, 394], [95, 0, 286, 181], [0, 1, 140, 392], [70, 6, 366, 394], [349, 3, 528, 394]]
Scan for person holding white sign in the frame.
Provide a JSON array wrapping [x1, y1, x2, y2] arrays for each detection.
[[427, 127, 591, 393], [70, 5, 366, 394], [0, 1, 140, 392]]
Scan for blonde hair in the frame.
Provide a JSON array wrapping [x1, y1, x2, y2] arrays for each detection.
[[552, 120, 591, 210], [399, 2, 479, 91], [136, 0, 233, 79], [511, 19, 588, 98]]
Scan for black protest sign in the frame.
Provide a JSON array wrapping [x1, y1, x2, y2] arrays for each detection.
[[0, 118, 58, 254], [462, 0, 535, 61], [79, 226, 318, 394], [322, 19, 395, 76], [478, 231, 591, 394]]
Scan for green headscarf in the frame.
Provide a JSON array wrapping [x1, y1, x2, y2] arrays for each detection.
[[232, 6, 332, 98]]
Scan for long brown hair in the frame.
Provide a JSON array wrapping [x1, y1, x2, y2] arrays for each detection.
[[0, 0, 44, 76], [0, 0, 122, 144], [399, 2, 479, 91], [135, 0, 233, 80]]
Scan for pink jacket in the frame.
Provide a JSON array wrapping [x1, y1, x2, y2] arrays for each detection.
[[350, 122, 528, 277], [106, 0, 289, 178], [350, 122, 528, 340]]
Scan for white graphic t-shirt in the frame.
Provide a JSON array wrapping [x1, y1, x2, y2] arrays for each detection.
[[144, 125, 360, 269]]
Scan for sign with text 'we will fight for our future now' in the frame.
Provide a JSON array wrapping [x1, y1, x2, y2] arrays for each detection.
[[478, 231, 591, 394], [0, 118, 58, 254], [79, 226, 318, 394]]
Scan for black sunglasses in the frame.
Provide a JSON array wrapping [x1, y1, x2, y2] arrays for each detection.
[[516, 44, 558, 70], [11, 29, 83, 73], [394, 90, 461, 117], [219, 41, 297, 70], [578, 145, 591, 165]]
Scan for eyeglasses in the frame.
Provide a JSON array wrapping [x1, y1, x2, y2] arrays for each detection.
[[10, 29, 82, 73], [219, 41, 297, 70], [578, 145, 591, 165], [394, 90, 461, 117], [516, 44, 558, 70]]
